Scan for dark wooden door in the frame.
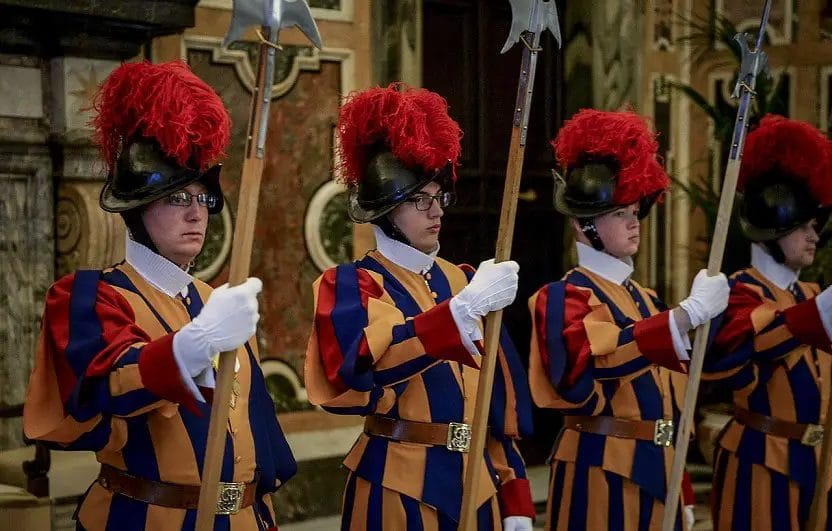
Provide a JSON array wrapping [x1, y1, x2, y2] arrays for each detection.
[[423, 0, 566, 464]]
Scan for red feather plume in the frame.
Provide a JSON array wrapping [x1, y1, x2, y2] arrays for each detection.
[[336, 83, 462, 185], [552, 109, 669, 205], [92, 61, 231, 171], [739, 114, 832, 206]]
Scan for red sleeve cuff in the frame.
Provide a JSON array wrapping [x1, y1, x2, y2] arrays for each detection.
[[498, 478, 535, 518], [413, 300, 479, 368], [138, 333, 200, 415], [682, 470, 696, 506], [633, 312, 686, 373], [784, 299, 832, 350]]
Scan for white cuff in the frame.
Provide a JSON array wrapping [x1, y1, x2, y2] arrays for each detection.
[[669, 309, 691, 361], [194, 368, 216, 389], [817, 288, 832, 343], [171, 336, 207, 403], [450, 297, 483, 357]]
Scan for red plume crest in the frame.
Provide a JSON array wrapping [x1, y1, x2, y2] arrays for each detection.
[[552, 109, 669, 206], [739, 114, 832, 206], [336, 83, 462, 185], [92, 61, 231, 172]]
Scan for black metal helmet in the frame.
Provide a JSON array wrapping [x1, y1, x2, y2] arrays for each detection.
[[99, 137, 224, 215]]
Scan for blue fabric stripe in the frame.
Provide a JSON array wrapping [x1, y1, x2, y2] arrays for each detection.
[[184, 283, 203, 318], [391, 320, 416, 344], [423, 363, 463, 423], [422, 445, 463, 521], [366, 479, 383, 531], [637, 486, 653, 531], [66, 270, 106, 379], [332, 265, 374, 392], [104, 495, 148, 531], [567, 271, 634, 328], [374, 355, 435, 387], [497, 324, 534, 437], [357, 256, 422, 318], [770, 464, 789, 529], [341, 473, 358, 531], [355, 436, 388, 484], [549, 460, 567, 527], [501, 438, 526, 479], [121, 416, 160, 481], [401, 492, 424, 530], [101, 268, 174, 334], [631, 371, 663, 420], [476, 498, 493, 531], [630, 440, 665, 501], [544, 282, 595, 403], [567, 462, 588, 531], [594, 356, 651, 379], [731, 455, 752, 531], [428, 262, 453, 303], [247, 344, 297, 488], [575, 432, 605, 468], [627, 282, 654, 320], [790, 359, 821, 423], [605, 471, 624, 531]]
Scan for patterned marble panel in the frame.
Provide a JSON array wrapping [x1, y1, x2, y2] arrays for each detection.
[[188, 47, 342, 382], [0, 148, 52, 451]]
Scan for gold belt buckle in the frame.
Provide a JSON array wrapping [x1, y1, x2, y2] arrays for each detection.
[[447, 422, 472, 453], [216, 481, 245, 515], [801, 424, 824, 447], [653, 419, 674, 447]]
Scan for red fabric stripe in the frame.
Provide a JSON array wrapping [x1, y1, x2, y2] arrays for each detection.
[[712, 283, 761, 355], [498, 478, 535, 518], [533, 287, 550, 374], [633, 311, 686, 373], [682, 470, 695, 506], [784, 298, 831, 350], [412, 300, 478, 367], [138, 333, 199, 415], [563, 284, 594, 385], [315, 269, 346, 390], [87, 282, 150, 378], [44, 274, 79, 403]]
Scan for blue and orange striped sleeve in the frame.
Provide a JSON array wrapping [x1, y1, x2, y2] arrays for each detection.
[[24, 271, 199, 449], [305, 263, 478, 414], [529, 281, 684, 410], [705, 280, 829, 385], [487, 435, 535, 519]]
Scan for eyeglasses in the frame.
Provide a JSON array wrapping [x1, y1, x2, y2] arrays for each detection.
[[407, 192, 456, 211], [167, 190, 219, 209]]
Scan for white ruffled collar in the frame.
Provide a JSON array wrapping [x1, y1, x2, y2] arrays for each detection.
[[125, 236, 192, 298], [751, 243, 799, 290], [372, 224, 439, 274], [576, 242, 634, 285]]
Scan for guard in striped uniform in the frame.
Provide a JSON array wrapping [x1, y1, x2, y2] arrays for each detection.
[[304, 85, 535, 530], [528, 109, 729, 530], [23, 62, 295, 531], [703, 115, 832, 530]]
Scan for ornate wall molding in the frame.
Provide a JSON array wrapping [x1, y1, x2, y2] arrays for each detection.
[[592, 1, 644, 110], [715, 0, 793, 46]]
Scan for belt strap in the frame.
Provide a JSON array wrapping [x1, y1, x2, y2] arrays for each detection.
[[97, 464, 258, 515], [364, 415, 473, 452], [734, 408, 824, 446], [563, 415, 675, 446]]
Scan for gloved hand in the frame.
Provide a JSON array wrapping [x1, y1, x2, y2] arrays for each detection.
[[173, 277, 262, 378], [685, 504, 696, 530], [453, 259, 520, 318], [679, 269, 730, 328], [503, 516, 533, 531]]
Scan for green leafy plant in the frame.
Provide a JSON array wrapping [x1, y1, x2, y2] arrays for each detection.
[[669, 3, 830, 282]]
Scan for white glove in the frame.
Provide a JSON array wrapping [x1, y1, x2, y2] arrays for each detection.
[[503, 516, 533, 531], [817, 285, 832, 343], [173, 277, 262, 378], [679, 269, 730, 328], [685, 504, 696, 530], [453, 259, 520, 319]]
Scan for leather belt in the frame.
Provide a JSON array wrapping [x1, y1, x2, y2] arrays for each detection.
[[734, 408, 824, 447], [97, 464, 258, 515], [564, 415, 675, 447], [364, 415, 473, 452]]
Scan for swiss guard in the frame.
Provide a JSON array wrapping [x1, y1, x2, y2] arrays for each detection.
[[23, 61, 296, 531], [304, 84, 535, 530], [528, 109, 730, 530], [704, 114, 832, 530]]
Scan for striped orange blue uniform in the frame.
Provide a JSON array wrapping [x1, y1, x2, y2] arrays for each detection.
[[305, 250, 534, 530], [529, 267, 691, 531], [23, 262, 296, 531], [703, 267, 832, 530]]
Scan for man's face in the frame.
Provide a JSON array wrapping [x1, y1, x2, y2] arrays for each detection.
[[778, 219, 820, 270], [593, 203, 642, 258], [142, 182, 210, 267], [388, 181, 445, 254]]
